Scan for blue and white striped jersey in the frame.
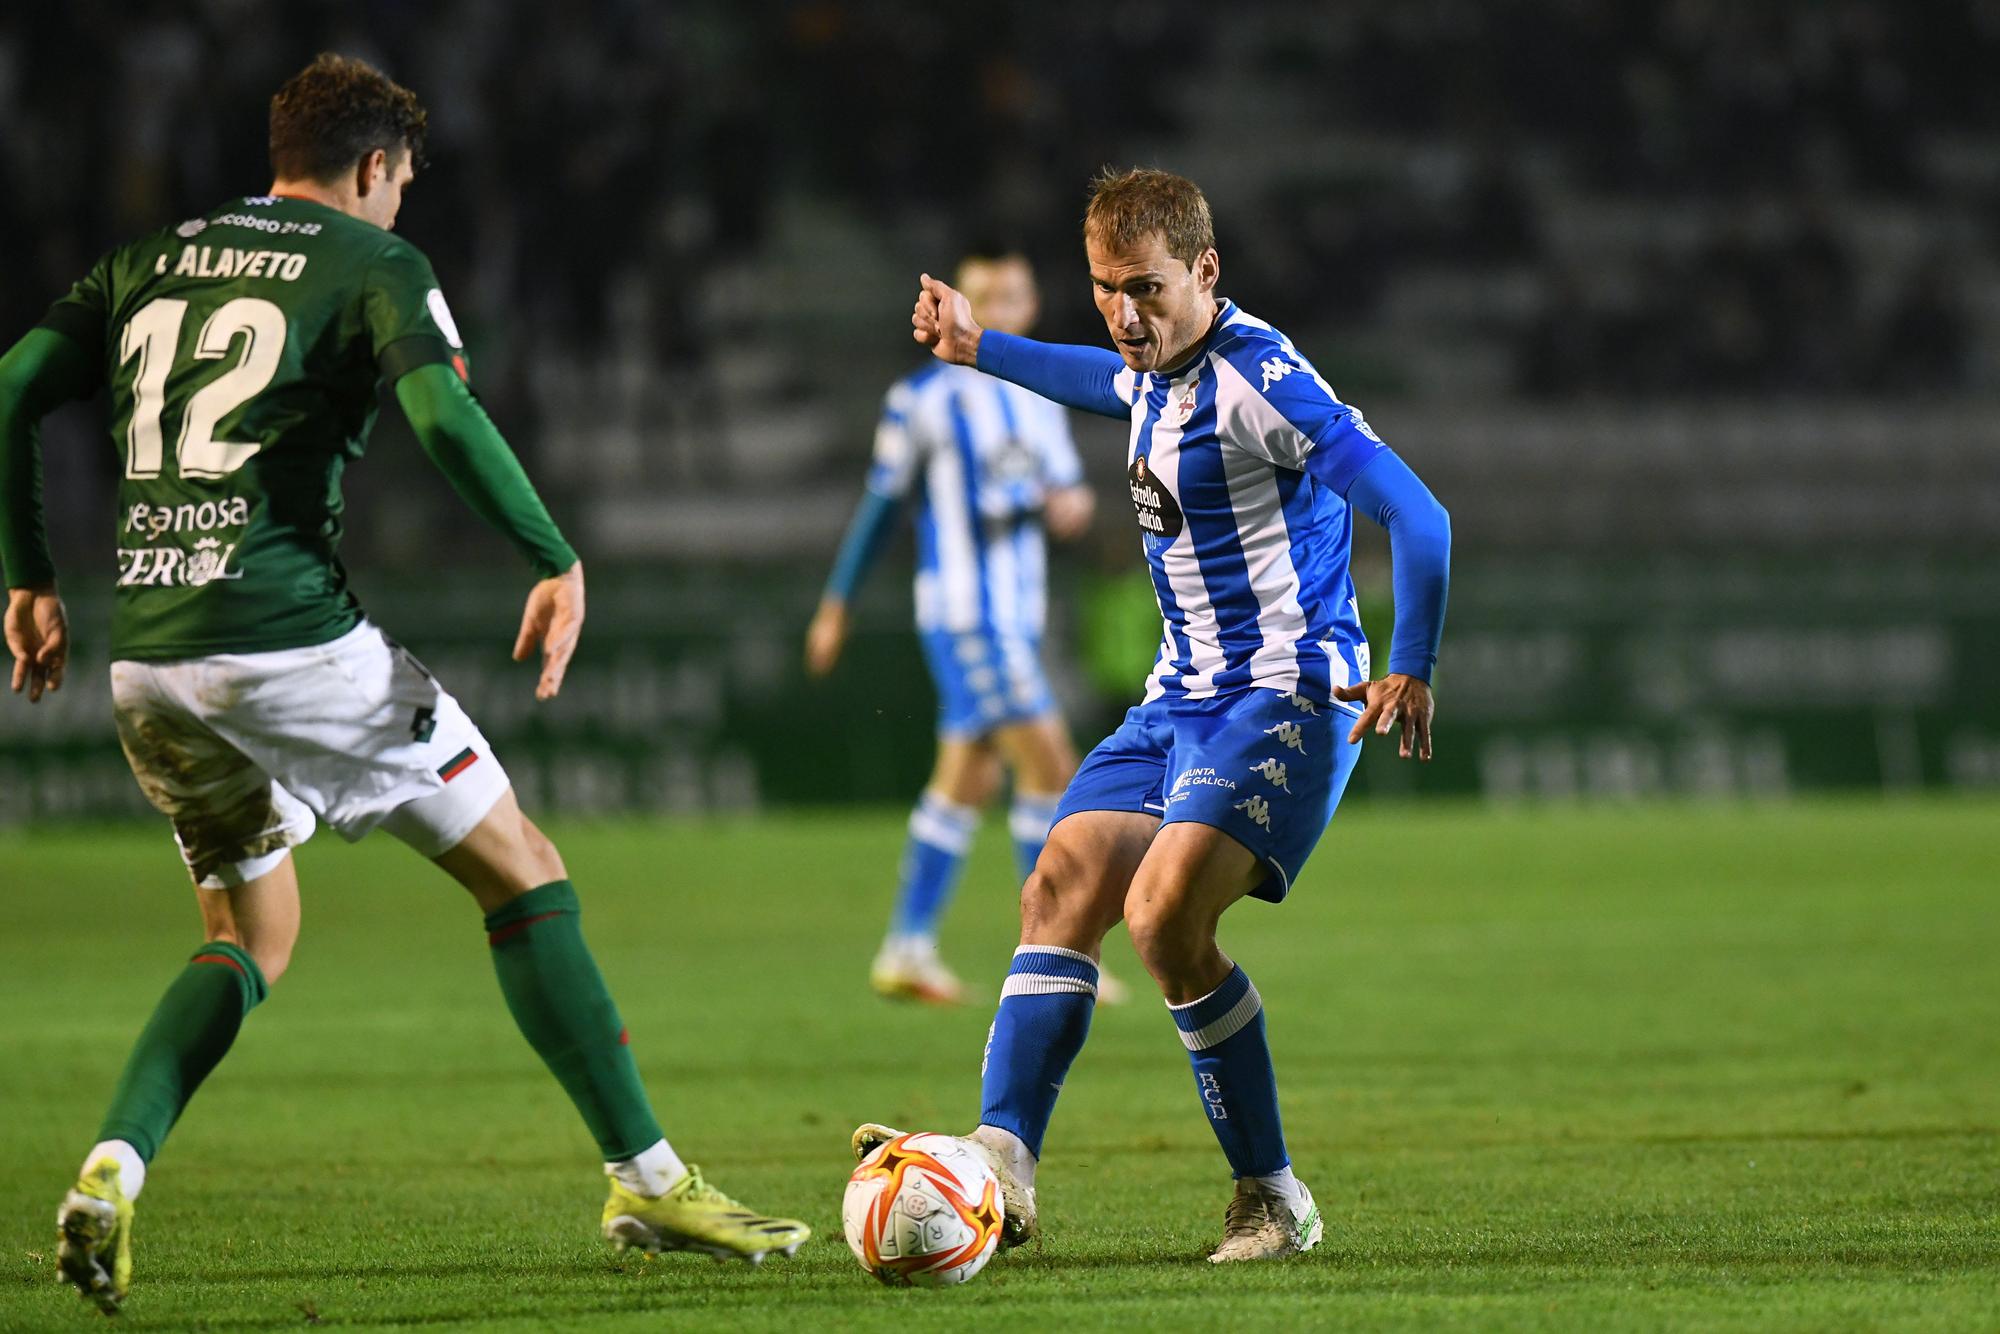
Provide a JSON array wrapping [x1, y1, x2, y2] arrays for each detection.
[[867, 362, 1084, 637], [1101, 301, 1387, 706]]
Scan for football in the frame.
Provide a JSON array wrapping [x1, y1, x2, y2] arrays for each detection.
[[842, 1133, 1005, 1286]]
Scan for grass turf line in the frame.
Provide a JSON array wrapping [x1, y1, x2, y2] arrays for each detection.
[[2, 798, 1995, 1330]]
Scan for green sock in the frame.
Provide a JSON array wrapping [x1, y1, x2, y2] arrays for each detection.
[[484, 881, 664, 1161], [97, 941, 268, 1162]]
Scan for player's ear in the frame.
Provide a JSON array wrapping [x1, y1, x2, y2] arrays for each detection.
[[355, 148, 387, 198], [1194, 248, 1220, 295]]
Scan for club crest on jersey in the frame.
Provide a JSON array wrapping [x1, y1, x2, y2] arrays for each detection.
[[1128, 454, 1184, 542], [1168, 373, 1199, 427]]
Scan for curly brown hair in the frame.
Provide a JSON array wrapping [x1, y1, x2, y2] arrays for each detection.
[[269, 53, 428, 183], [1082, 168, 1215, 268]]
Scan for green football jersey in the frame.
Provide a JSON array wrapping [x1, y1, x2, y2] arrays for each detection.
[[39, 195, 470, 660]]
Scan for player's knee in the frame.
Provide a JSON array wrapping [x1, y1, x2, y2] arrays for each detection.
[[250, 937, 293, 986], [517, 814, 567, 884], [1123, 883, 1209, 975], [1018, 849, 1114, 947]]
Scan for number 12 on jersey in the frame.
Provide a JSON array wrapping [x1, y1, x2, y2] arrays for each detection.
[[120, 296, 286, 480]]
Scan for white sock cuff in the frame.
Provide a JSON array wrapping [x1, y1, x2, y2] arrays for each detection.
[[84, 1140, 147, 1200], [606, 1138, 687, 1198], [1007, 795, 1061, 843], [911, 792, 980, 852]]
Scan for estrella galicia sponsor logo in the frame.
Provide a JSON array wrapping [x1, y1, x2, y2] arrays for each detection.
[[1128, 453, 1184, 542], [1234, 794, 1273, 830]]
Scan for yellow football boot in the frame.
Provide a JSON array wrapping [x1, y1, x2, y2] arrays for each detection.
[[56, 1160, 134, 1312], [601, 1164, 809, 1264]]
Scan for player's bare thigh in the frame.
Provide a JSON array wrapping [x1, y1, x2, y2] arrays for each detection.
[[929, 735, 1004, 808], [1123, 822, 1264, 1003], [1018, 809, 1159, 956], [195, 856, 302, 984], [431, 787, 567, 913], [991, 713, 1079, 796]]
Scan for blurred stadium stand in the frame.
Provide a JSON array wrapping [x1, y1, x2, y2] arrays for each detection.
[[3, 1, 1996, 816]]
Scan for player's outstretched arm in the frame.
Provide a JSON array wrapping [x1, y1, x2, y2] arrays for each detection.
[[1, 330, 93, 703], [394, 363, 583, 699], [1330, 450, 1451, 761], [913, 274, 1130, 419], [807, 489, 903, 677]]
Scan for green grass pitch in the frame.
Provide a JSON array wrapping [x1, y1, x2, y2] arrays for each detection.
[[2, 798, 1995, 1331]]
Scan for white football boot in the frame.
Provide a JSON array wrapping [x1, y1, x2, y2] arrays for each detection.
[[869, 938, 967, 1006], [851, 1123, 1037, 1248], [1208, 1177, 1323, 1263]]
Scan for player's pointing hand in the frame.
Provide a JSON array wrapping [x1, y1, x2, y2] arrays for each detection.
[[514, 560, 585, 701], [913, 273, 983, 367], [1332, 673, 1435, 762]]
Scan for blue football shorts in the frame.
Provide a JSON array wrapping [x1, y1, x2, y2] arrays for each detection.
[[1052, 687, 1363, 902], [920, 629, 1057, 739]]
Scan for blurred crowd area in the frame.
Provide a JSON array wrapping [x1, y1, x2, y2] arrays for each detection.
[[3, 0, 1997, 568]]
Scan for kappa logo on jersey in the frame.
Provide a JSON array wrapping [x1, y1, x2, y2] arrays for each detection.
[[1128, 453, 1184, 541], [1263, 721, 1307, 753], [1234, 795, 1273, 830], [1249, 757, 1291, 792], [1258, 355, 1297, 391]]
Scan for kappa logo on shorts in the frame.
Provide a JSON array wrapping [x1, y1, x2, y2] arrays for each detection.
[[1234, 795, 1273, 830], [1263, 721, 1307, 753], [438, 747, 479, 782], [1286, 693, 1318, 715], [1249, 758, 1291, 792]]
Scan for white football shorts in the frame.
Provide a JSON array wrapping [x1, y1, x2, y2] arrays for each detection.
[[110, 619, 511, 888]]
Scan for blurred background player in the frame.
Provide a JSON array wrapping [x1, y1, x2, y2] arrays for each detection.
[[805, 250, 1132, 1005], [0, 54, 805, 1311], [855, 169, 1451, 1263]]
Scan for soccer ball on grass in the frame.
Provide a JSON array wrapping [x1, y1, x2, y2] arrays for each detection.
[[843, 1133, 1003, 1286]]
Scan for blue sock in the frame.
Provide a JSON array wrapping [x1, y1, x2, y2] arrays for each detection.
[[978, 946, 1099, 1156], [887, 792, 979, 942], [1169, 965, 1289, 1177], [1007, 793, 1061, 881]]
